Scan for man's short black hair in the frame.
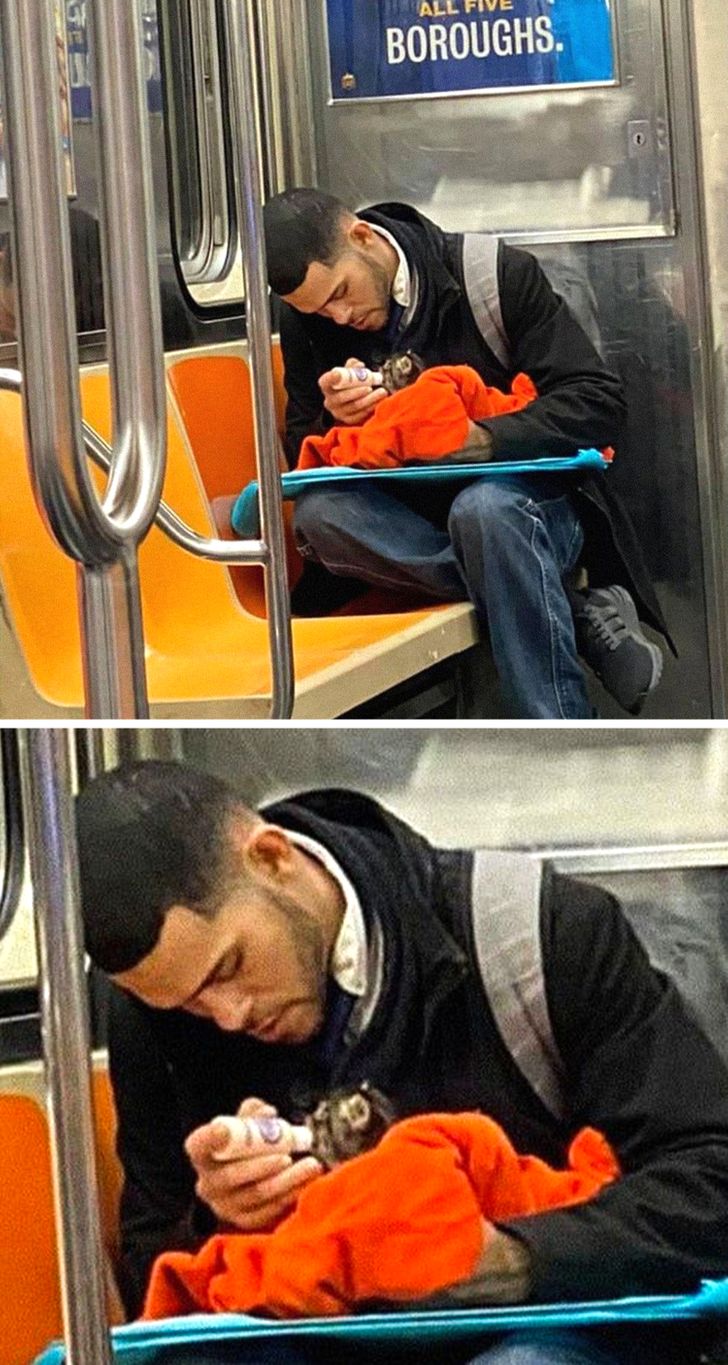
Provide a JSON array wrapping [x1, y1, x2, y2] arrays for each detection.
[[75, 760, 253, 975], [263, 187, 352, 296]]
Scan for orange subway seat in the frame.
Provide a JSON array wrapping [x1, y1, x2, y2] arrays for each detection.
[[168, 349, 302, 615], [0, 1076, 124, 1365], [0, 1094, 62, 1365], [0, 373, 456, 709]]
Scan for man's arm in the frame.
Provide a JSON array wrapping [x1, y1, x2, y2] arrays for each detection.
[[444, 1224, 533, 1304], [107, 986, 207, 1318], [500, 876, 728, 1301], [475, 245, 627, 460], [278, 303, 332, 467]]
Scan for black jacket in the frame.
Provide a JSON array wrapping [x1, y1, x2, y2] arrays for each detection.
[[108, 791, 728, 1320], [278, 203, 672, 648]]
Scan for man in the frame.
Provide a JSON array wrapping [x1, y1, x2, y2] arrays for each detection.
[[262, 188, 670, 720], [77, 760, 728, 1364]]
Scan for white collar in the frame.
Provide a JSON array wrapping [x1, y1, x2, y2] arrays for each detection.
[[369, 222, 417, 323], [285, 829, 367, 997]]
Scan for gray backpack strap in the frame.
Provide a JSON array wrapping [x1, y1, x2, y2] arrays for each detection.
[[471, 848, 567, 1122], [462, 233, 511, 371]]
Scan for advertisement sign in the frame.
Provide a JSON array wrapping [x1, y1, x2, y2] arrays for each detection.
[[325, 0, 618, 102]]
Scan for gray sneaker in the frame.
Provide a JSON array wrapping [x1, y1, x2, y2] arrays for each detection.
[[574, 585, 664, 716]]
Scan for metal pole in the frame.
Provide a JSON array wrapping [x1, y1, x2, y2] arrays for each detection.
[[0, 369, 268, 565], [0, 729, 24, 946], [223, 0, 295, 719], [78, 552, 150, 720], [22, 729, 114, 1365], [86, 0, 167, 532], [0, 0, 116, 565], [0, 0, 168, 720]]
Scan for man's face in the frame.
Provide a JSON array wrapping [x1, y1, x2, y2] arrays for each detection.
[[113, 836, 333, 1044], [283, 222, 393, 332]]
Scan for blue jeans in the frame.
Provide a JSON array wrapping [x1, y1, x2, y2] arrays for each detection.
[[465, 1325, 703, 1365], [294, 476, 591, 719], [467, 1331, 625, 1363]]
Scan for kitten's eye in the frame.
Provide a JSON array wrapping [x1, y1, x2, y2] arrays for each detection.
[[214, 950, 241, 984], [346, 1095, 371, 1130]]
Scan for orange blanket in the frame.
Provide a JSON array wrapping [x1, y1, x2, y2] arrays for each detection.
[[298, 366, 539, 470], [143, 1113, 618, 1321]]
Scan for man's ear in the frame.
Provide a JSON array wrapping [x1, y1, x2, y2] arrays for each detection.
[[348, 219, 376, 252], [238, 824, 295, 884]]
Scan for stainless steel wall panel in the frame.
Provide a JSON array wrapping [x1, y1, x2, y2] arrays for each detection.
[[685, 0, 728, 714], [307, 0, 675, 240]]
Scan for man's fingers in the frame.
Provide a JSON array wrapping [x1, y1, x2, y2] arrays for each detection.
[[226, 1193, 298, 1232], [236, 1097, 278, 1119], [185, 1119, 232, 1165], [201, 1154, 324, 1230], [325, 382, 372, 403], [344, 357, 364, 368], [194, 1152, 293, 1205], [324, 386, 388, 424], [234, 1155, 323, 1211], [343, 387, 387, 416]]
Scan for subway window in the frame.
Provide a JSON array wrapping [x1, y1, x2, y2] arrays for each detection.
[[160, 0, 246, 307]]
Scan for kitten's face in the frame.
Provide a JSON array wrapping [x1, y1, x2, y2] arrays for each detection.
[[307, 1085, 396, 1170], [381, 351, 425, 394]]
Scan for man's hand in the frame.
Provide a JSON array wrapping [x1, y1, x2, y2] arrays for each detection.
[[319, 357, 388, 427], [443, 1226, 532, 1305], [449, 421, 495, 463], [184, 1096, 323, 1232]]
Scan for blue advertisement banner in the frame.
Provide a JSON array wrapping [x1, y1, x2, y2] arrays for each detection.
[[325, 0, 617, 102], [65, 0, 162, 120]]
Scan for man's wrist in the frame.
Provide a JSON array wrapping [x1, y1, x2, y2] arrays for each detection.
[[464, 421, 494, 461], [448, 420, 494, 464], [446, 1227, 533, 1305]]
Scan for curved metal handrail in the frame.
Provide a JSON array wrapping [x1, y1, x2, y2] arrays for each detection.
[[2, 370, 301, 724], [0, 729, 24, 948], [86, 0, 167, 536], [0, 0, 167, 717], [222, 0, 294, 718], [0, 367, 268, 564]]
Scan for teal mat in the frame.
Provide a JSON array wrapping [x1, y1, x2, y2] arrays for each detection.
[[230, 449, 609, 538], [33, 1278, 728, 1363]]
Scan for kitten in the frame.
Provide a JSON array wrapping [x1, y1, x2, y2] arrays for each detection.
[[305, 1082, 397, 1170], [332, 352, 426, 396], [379, 350, 426, 394]]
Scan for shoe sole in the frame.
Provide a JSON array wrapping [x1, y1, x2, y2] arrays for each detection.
[[606, 586, 664, 715]]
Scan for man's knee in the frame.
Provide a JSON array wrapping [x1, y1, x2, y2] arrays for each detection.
[[447, 481, 531, 559], [294, 489, 330, 544], [293, 487, 359, 556], [467, 1330, 619, 1364], [468, 1338, 594, 1364], [448, 480, 527, 539]]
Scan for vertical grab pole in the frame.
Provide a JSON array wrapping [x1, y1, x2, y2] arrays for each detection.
[[222, 0, 295, 719], [0, 729, 24, 947], [22, 729, 114, 1365], [0, 0, 167, 719]]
